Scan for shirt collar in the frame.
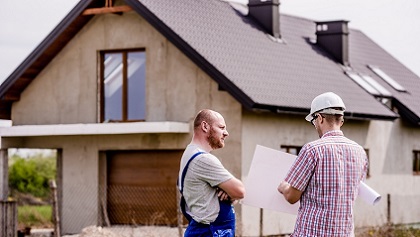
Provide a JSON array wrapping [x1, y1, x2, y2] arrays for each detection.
[[321, 130, 343, 138]]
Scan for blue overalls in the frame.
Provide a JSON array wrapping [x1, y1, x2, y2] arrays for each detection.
[[179, 152, 236, 237]]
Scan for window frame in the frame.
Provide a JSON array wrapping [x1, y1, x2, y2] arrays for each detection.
[[99, 48, 146, 123], [280, 145, 302, 156], [413, 150, 420, 175], [364, 149, 370, 179]]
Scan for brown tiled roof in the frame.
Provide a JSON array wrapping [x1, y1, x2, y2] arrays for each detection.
[[128, 0, 399, 121], [3, 0, 419, 124]]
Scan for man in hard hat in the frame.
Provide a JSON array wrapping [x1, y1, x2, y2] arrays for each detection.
[[277, 92, 368, 237]]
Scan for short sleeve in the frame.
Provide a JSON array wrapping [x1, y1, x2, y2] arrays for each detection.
[[190, 153, 233, 187]]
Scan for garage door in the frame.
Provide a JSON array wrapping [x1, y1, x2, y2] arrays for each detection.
[[106, 150, 183, 226]]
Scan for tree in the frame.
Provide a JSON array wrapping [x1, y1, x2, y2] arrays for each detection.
[[9, 153, 56, 199]]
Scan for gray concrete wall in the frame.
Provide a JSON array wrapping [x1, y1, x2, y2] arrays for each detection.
[[357, 119, 420, 226], [11, 11, 230, 125], [6, 11, 243, 234]]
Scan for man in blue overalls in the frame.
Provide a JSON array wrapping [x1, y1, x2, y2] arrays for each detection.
[[178, 109, 246, 237]]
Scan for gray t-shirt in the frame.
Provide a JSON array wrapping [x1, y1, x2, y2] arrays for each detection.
[[178, 144, 233, 224]]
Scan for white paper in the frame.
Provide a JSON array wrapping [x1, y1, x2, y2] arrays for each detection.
[[359, 181, 381, 205], [241, 145, 381, 214], [241, 145, 300, 214]]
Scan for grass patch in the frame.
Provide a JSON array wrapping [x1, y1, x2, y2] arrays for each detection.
[[18, 205, 53, 228], [358, 224, 420, 237]]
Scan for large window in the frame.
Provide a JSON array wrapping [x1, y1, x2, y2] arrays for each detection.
[[413, 150, 420, 175], [100, 49, 146, 122]]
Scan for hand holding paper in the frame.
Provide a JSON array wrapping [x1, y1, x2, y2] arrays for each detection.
[[241, 145, 381, 214]]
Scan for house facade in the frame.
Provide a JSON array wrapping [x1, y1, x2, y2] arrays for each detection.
[[0, 0, 419, 236]]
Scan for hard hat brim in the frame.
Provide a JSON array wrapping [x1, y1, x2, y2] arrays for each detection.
[[305, 108, 345, 122]]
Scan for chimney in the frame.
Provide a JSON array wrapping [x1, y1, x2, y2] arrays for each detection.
[[248, 0, 280, 39], [315, 20, 349, 66]]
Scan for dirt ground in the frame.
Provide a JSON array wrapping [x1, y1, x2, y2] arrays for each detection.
[[62, 226, 181, 237]]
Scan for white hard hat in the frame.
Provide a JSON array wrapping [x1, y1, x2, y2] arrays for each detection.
[[305, 92, 346, 122]]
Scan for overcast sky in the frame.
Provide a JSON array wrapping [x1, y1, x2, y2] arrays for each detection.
[[0, 0, 419, 88]]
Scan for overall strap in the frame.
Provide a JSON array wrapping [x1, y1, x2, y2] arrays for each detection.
[[178, 151, 206, 223], [179, 151, 205, 194]]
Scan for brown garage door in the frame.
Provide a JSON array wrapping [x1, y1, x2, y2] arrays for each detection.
[[107, 150, 183, 226]]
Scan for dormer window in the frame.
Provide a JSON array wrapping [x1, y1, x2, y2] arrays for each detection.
[[100, 49, 146, 122], [368, 65, 407, 92]]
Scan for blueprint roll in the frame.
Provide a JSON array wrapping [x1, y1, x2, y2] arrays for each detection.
[[359, 181, 381, 205]]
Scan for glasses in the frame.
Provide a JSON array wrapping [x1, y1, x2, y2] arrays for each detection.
[[310, 114, 326, 126], [310, 114, 318, 126]]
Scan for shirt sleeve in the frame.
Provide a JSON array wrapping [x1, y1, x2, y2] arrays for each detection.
[[190, 153, 233, 187], [284, 144, 317, 192]]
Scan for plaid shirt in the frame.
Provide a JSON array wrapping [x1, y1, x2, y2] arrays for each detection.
[[285, 130, 368, 237]]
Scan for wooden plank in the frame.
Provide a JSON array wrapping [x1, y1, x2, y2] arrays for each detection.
[[82, 6, 132, 15]]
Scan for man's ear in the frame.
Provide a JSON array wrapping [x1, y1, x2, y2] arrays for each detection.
[[201, 121, 209, 132]]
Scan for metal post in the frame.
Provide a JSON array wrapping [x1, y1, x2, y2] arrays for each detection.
[[387, 193, 391, 225], [259, 208, 263, 237]]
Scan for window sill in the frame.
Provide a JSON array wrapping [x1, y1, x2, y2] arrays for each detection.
[[0, 121, 190, 137]]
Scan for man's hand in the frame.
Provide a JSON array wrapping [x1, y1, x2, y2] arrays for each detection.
[[277, 180, 303, 204], [277, 181, 290, 194], [217, 188, 230, 201]]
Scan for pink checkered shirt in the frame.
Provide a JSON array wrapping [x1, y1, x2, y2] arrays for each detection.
[[285, 130, 368, 237]]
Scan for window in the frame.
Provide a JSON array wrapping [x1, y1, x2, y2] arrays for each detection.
[[100, 49, 146, 122], [413, 150, 420, 175], [345, 71, 391, 97], [365, 149, 370, 178], [368, 65, 406, 92], [280, 145, 302, 156], [360, 75, 392, 97]]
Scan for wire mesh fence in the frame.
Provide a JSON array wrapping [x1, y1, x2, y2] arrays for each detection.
[[105, 185, 182, 226], [12, 184, 185, 237], [59, 184, 186, 236]]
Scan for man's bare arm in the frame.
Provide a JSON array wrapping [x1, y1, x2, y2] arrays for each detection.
[[277, 181, 303, 204], [218, 177, 245, 200]]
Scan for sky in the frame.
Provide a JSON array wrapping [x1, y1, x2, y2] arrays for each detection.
[[0, 0, 419, 99]]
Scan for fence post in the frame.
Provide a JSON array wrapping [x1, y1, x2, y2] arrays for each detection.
[[176, 188, 183, 237], [50, 180, 61, 237], [387, 193, 391, 225], [0, 201, 17, 237]]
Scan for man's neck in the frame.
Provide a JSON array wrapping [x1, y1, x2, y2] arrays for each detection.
[[190, 137, 212, 153]]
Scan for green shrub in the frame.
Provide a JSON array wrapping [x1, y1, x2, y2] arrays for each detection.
[[9, 153, 56, 199]]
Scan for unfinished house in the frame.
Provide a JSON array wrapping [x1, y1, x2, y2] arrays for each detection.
[[0, 0, 419, 236]]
